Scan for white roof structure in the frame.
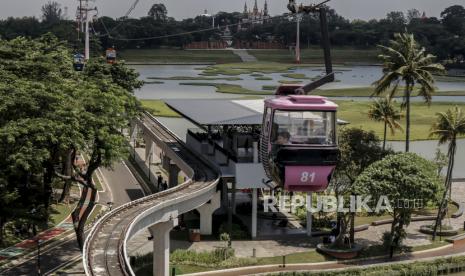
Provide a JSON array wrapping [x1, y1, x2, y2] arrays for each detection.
[[164, 99, 349, 127]]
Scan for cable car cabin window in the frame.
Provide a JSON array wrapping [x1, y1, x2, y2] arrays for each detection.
[[272, 110, 336, 146]]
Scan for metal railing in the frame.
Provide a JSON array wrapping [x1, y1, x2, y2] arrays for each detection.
[[83, 113, 220, 276]]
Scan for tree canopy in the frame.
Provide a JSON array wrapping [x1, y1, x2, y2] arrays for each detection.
[[41, 1, 64, 24], [354, 153, 443, 256], [0, 34, 142, 247], [0, 5, 464, 63]]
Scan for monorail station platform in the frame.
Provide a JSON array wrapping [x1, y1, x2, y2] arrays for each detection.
[[163, 98, 314, 239]]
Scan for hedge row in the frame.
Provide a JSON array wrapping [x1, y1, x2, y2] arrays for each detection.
[[265, 255, 465, 276]]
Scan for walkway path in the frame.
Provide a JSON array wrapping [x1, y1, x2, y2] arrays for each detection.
[[0, 162, 145, 276], [232, 49, 258, 62], [127, 182, 465, 260], [357, 181, 465, 248], [189, 242, 465, 276]]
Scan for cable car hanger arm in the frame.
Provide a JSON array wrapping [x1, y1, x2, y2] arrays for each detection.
[[288, 0, 335, 95]]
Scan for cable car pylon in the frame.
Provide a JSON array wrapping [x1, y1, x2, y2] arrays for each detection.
[[260, 0, 338, 193]]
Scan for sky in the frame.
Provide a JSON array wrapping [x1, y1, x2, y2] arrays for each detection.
[[0, 0, 463, 21]]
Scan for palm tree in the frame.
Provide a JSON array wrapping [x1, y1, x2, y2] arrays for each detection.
[[368, 98, 403, 150], [430, 106, 465, 240], [372, 32, 445, 152]]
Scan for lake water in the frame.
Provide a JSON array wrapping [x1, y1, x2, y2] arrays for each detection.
[[134, 64, 465, 178], [132, 65, 465, 100]]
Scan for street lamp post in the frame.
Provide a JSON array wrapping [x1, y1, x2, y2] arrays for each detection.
[[37, 239, 42, 276], [295, 13, 303, 64], [289, 14, 303, 64]]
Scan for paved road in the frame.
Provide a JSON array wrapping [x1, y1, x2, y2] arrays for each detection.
[[1, 161, 144, 276], [100, 161, 146, 206]]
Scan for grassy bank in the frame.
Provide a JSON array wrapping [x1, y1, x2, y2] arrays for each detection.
[[337, 100, 465, 141], [141, 96, 465, 141], [141, 100, 182, 118], [120, 49, 241, 64], [120, 48, 380, 64], [316, 87, 465, 97], [249, 48, 380, 63], [0, 202, 77, 249], [179, 82, 272, 95], [201, 62, 313, 76], [147, 76, 242, 81], [135, 240, 450, 275]]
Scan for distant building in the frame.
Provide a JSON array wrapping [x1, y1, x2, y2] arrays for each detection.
[[239, 0, 270, 31], [186, 1, 283, 49], [421, 11, 428, 20]]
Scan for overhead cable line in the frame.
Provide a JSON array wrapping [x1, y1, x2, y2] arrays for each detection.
[[96, 0, 141, 37]]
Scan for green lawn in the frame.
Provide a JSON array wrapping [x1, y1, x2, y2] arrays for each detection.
[[147, 76, 242, 81], [255, 76, 273, 81], [278, 80, 304, 84], [202, 62, 314, 76], [120, 49, 241, 64], [0, 202, 77, 249], [249, 48, 380, 64], [49, 202, 76, 226], [281, 73, 309, 79], [140, 97, 465, 141], [86, 204, 103, 226], [118, 48, 380, 64], [179, 82, 272, 95], [93, 175, 103, 192], [316, 87, 465, 97], [336, 100, 465, 141], [141, 100, 182, 118], [136, 240, 450, 275]]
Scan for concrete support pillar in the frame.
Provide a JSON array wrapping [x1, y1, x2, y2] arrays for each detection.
[[306, 192, 313, 237], [253, 142, 259, 163], [168, 163, 180, 188], [252, 188, 258, 239], [149, 218, 179, 276], [196, 191, 221, 235], [145, 140, 154, 164], [162, 155, 171, 171], [129, 122, 138, 145]]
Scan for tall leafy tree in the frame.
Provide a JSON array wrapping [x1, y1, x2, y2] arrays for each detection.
[[0, 35, 78, 242], [368, 98, 403, 150], [0, 35, 142, 249], [430, 107, 465, 240], [59, 59, 142, 248], [441, 5, 465, 36], [41, 1, 63, 24], [330, 128, 389, 246], [373, 32, 445, 152], [148, 4, 168, 22], [354, 153, 442, 258]]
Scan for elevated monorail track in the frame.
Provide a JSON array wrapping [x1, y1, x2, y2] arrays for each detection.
[[83, 113, 220, 276]]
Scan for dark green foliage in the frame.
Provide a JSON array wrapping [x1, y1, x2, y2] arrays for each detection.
[[264, 255, 465, 275], [0, 5, 464, 62], [0, 35, 141, 247], [330, 128, 390, 246], [354, 153, 443, 257], [218, 223, 249, 239]]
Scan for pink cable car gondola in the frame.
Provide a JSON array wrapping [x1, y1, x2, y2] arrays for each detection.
[[106, 47, 117, 64], [260, 1, 338, 192], [261, 94, 338, 192]]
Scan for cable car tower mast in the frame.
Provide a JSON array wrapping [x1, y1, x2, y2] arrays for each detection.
[[287, 0, 334, 94], [77, 0, 97, 60]]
